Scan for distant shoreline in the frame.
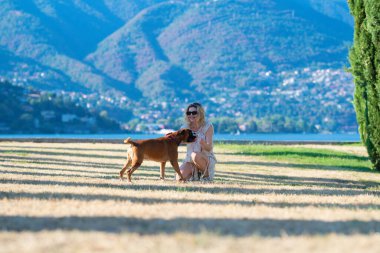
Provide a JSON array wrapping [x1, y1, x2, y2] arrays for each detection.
[[0, 132, 360, 144], [0, 138, 360, 145]]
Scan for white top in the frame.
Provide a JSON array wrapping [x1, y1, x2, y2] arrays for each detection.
[[183, 121, 217, 163]]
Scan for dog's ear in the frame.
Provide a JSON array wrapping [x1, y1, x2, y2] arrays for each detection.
[[165, 132, 174, 136]]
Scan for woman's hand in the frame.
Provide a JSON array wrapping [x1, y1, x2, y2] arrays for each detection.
[[200, 125, 214, 152], [200, 139, 207, 150]]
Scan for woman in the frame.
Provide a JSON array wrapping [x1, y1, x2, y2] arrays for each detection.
[[177, 102, 217, 181]]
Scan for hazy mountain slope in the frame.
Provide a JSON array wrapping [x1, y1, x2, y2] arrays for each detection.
[[3, 0, 123, 58], [86, 2, 198, 100], [0, 0, 353, 97], [306, 0, 354, 26], [102, 0, 167, 22], [91, 0, 352, 96], [0, 0, 140, 96]]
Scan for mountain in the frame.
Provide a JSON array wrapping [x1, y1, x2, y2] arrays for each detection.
[[0, 0, 356, 133], [0, 0, 142, 95]]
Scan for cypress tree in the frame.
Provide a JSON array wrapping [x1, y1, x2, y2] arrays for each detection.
[[348, 0, 380, 170]]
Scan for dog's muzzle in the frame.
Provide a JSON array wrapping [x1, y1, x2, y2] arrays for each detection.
[[187, 130, 197, 142]]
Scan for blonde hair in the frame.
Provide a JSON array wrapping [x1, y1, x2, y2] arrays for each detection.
[[184, 102, 206, 127]]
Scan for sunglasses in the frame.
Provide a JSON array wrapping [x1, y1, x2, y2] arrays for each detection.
[[186, 111, 198, 115]]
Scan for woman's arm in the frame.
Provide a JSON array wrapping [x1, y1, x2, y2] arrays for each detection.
[[200, 124, 214, 152]]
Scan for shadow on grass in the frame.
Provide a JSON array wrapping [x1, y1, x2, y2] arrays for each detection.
[[216, 148, 372, 172], [1, 178, 379, 197], [219, 160, 372, 173], [0, 155, 119, 168], [230, 150, 370, 161], [0, 168, 166, 181], [1, 215, 379, 236], [216, 171, 380, 189], [3, 165, 376, 190], [2, 191, 380, 210], [0, 145, 186, 154], [2, 154, 379, 190], [0, 149, 125, 160], [0, 155, 179, 171], [1, 163, 173, 180], [2, 146, 127, 153], [0, 169, 116, 180], [2, 164, 111, 175]]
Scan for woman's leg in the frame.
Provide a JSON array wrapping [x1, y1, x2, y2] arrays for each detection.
[[176, 162, 194, 181], [191, 152, 209, 176]]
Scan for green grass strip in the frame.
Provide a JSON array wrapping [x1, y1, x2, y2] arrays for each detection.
[[217, 144, 372, 172]]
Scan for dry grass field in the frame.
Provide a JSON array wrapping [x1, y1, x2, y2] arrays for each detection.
[[1, 141, 380, 253]]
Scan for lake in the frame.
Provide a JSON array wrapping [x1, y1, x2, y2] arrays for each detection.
[[0, 133, 360, 142]]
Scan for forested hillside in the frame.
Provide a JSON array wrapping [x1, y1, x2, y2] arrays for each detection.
[[0, 80, 120, 133], [0, 0, 356, 133]]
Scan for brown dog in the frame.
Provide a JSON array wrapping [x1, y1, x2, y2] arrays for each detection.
[[120, 128, 196, 182]]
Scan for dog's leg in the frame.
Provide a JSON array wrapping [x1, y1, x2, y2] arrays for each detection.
[[170, 160, 185, 182], [120, 159, 131, 180], [127, 162, 141, 183], [160, 162, 166, 180]]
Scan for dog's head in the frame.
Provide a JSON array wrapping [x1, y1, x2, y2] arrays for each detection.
[[167, 128, 197, 143], [181, 128, 197, 143]]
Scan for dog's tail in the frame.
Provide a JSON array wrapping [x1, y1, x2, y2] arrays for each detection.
[[123, 137, 138, 146]]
